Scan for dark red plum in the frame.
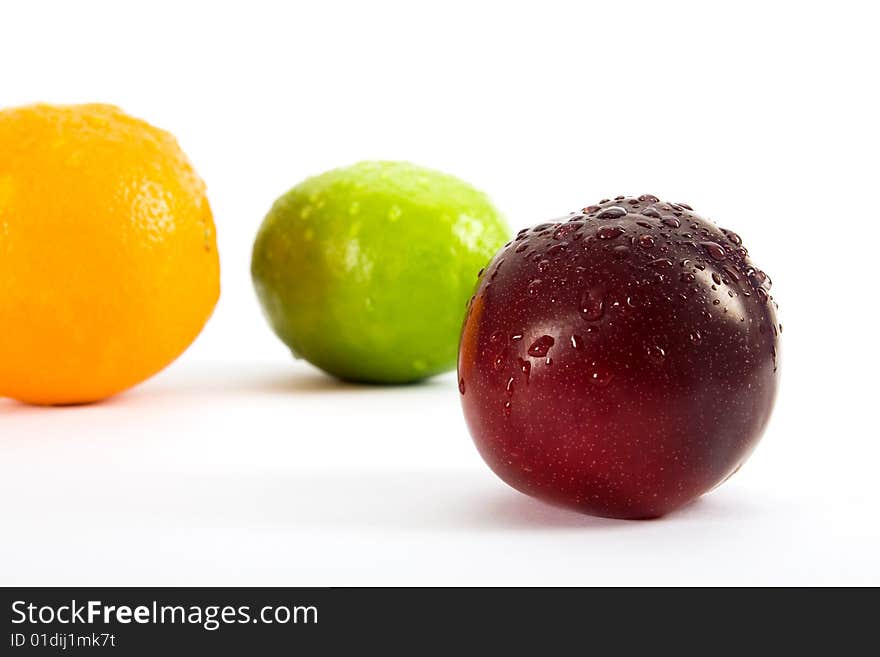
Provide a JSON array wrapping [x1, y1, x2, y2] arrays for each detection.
[[458, 196, 780, 519]]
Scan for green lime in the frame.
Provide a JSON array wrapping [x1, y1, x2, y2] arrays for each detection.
[[251, 161, 510, 383]]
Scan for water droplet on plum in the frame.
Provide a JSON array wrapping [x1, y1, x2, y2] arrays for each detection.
[[701, 242, 727, 260], [597, 225, 625, 240], [528, 335, 555, 358], [518, 358, 531, 383], [597, 206, 627, 219], [580, 288, 605, 320], [612, 245, 631, 259], [646, 344, 667, 363]]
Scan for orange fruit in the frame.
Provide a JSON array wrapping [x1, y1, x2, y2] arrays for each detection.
[[0, 103, 220, 405]]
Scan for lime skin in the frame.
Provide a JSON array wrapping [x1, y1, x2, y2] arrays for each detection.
[[252, 161, 510, 383]]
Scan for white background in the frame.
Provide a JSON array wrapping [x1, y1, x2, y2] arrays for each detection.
[[1, 0, 878, 585]]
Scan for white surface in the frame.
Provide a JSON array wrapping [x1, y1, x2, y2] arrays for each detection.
[[1, 361, 878, 586], [1, 0, 879, 585]]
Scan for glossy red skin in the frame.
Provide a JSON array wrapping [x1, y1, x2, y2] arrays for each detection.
[[458, 196, 780, 519]]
